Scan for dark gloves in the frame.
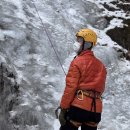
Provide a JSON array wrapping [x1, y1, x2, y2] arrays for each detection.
[[59, 108, 68, 126]]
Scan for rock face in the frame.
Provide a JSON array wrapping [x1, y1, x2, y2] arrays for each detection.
[[107, 19, 130, 50], [0, 63, 19, 130], [101, 1, 130, 59]]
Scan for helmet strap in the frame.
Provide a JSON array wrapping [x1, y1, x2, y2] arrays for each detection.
[[77, 40, 93, 55], [77, 46, 83, 55], [84, 42, 93, 50], [81, 41, 93, 51]]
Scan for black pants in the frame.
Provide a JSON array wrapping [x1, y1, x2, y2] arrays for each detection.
[[60, 106, 101, 130]]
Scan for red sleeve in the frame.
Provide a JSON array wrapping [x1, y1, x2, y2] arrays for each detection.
[[60, 60, 80, 109]]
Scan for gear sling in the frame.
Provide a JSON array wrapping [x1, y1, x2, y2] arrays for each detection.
[[69, 89, 102, 128]]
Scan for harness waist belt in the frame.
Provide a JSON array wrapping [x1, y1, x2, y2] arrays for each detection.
[[77, 90, 101, 100]]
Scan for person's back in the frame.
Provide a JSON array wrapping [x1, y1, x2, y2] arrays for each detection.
[[73, 50, 106, 92], [58, 29, 107, 130]]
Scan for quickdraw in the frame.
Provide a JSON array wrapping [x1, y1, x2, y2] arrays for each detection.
[[76, 90, 84, 100]]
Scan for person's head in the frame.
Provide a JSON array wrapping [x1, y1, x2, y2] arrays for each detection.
[[73, 28, 97, 54]]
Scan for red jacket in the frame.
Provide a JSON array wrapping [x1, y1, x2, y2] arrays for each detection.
[[60, 50, 107, 113]]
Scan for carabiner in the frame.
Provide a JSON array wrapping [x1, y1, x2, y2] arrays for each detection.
[[77, 90, 84, 100]]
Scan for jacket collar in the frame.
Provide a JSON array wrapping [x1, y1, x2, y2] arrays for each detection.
[[78, 50, 94, 57]]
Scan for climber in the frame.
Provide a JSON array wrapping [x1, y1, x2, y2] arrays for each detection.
[[58, 28, 107, 130]]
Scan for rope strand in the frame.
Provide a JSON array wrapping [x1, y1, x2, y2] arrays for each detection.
[[31, 0, 66, 76]]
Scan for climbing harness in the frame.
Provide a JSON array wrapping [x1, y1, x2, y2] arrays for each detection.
[[77, 89, 101, 112], [55, 90, 102, 125], [76, 90, 101, 100], [69, 90, 101, 128], [70, 120, 82, 127], [84, 121, 98, 127], [31, 0, 66, 76]]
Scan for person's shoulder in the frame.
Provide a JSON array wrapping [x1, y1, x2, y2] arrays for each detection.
[[72, 55, 88, 66]]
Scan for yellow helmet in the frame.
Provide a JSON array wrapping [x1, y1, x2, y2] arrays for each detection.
[[76, 29, 97, 46]]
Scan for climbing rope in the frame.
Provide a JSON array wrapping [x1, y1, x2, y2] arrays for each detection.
[[31, 0, 67, 76]]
